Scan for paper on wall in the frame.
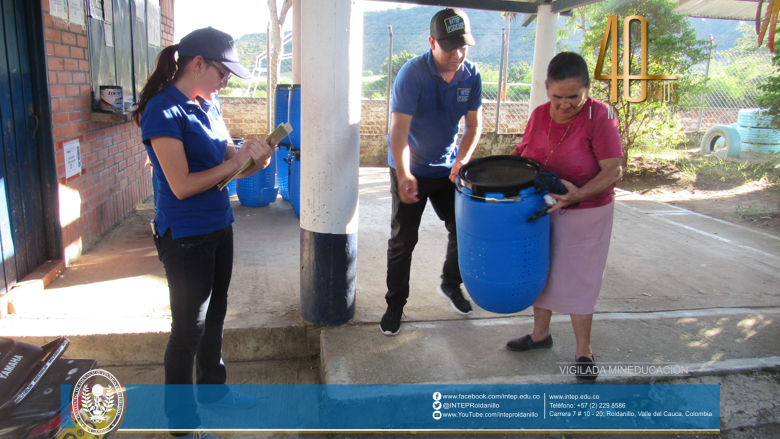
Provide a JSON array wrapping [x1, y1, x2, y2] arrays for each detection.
[[104, 0, 113, 23], [134, 0, 144, 20], [50, 0, 68, 20], [64, 139, 82, 179], [68, 0, 85, 26], [87, 0, 102, 19], [104, 22, 113, 47]]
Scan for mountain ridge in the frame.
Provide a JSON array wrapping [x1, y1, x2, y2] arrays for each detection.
[[233, 6, 749, 76]]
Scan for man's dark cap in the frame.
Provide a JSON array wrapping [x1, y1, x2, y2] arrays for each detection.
[[430, 8, 476, 52], [178, 27, 251, 79]]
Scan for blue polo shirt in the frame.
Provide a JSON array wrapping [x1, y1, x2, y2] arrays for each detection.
[[388, 50, 482, 178], [141, 85, 233, 239]]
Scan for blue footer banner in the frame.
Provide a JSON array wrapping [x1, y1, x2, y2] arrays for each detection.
[[61, 383, 720, 432]]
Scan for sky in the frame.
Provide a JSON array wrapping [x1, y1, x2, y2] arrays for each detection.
[[174, 1, 415, 42]]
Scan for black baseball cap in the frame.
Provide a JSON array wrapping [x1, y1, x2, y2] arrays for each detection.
[[178, 27, 251, 79], [430, 8, 476, 52]]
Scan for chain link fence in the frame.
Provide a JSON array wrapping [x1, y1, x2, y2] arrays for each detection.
[[362, 27, 527, 136], [469, 28, 504, 134], [679, 48, 775, 132], [218, 21, 777, 140]]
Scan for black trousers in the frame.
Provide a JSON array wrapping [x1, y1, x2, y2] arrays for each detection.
[[386, 168, 462, 307], [155, 225, 233, 429]]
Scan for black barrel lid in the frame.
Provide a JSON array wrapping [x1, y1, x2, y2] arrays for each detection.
[[290, 148, 300, 159], [459, 155, 540, 197], [276, 83, 292, 90]]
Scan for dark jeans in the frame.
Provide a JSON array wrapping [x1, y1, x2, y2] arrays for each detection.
[[154, 225, 233, 429], [386, 168, 462, 307]]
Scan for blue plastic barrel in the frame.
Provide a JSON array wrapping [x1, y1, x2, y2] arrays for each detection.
[[455, 156, 550, 314], [274, 84, 292, 146], [276, 146, 290, 201], [288, 84, 301, 150], [275, 84, 291, 125], [226, 177, 238, 197], [226, 140, 243, 197], [236, 150, 278, 207], [288, 149, 301, 218], [274, 85, 293, 201]]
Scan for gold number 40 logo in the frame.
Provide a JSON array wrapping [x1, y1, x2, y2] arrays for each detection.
[[595, 15, 677, 103]]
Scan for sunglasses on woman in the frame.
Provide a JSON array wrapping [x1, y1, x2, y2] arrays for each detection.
[[204, 59, 231, 82]]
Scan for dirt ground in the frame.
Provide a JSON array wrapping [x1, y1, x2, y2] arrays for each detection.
[[617, 148, 780, 238]]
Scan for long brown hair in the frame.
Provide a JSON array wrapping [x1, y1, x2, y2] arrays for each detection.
[[132, 44, 193, 125]]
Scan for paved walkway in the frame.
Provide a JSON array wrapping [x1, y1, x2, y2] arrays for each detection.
[[3, 167, 779, 435]]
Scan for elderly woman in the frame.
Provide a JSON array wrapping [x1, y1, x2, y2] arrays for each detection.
[[506, 52, 623, 381]]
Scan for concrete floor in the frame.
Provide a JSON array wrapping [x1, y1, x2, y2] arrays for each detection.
[[2, 167, 779, 437]]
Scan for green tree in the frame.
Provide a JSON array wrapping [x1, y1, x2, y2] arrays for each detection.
[[382, 50, 417, 84], [758, 52, 780, 126], [507, 62, 532, 83], [478, 63, 500, 82], [757, 26, 780, 127], [363, 50, 417, 98], [572, 0, 708, 166], [709, 23, 775, 109]]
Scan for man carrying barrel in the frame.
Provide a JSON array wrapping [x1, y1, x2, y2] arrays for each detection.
[[381, 8, 483, 336]]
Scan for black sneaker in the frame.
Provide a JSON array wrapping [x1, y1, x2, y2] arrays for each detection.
[[380, 304, 404, 336], [437, 285, 473, 315]]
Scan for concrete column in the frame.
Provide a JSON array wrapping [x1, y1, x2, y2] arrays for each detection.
[[529, 4, 559, 112], [299, 0, 362, 325], [292, 0, 301, 84]]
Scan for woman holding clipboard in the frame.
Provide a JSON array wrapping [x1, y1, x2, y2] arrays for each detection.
[[132, 27, 274, 436]]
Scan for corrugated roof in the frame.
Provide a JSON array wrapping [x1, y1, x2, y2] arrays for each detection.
[[675, 0, 769, 21]]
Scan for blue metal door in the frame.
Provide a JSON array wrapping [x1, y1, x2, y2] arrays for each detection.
[[0, 0, 48, 294]]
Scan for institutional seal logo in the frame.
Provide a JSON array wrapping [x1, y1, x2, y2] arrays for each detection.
[[70, 369, 125, 435]]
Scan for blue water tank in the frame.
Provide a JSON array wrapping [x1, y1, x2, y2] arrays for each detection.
[[274, 85, 294, 201], [274, 84, 291, 128], [226, 142, 242, 197], [276, 146, 290, 201], [455, 156, 550, 314], [288, 84, 301, 150], [289, 148, 300, 218], [236, 151, 278, 207], [226, 179, 237, 197]]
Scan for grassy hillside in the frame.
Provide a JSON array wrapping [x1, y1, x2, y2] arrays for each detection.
[[232, 7, 748, 79], [234, 33, 267, 72], [363, 6, 556, 74]]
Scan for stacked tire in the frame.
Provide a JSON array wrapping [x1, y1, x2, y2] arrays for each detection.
[[736, 109, 780, 153]]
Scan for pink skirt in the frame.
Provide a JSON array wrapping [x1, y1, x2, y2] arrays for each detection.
[[533, 201, 615, 315]]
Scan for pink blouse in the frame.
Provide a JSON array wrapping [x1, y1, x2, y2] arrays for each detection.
[[514, 97, 623, 209]]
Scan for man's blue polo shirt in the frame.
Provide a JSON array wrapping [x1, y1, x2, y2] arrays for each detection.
[[141, 85, 233, 239], [388, 50, 482, 178]]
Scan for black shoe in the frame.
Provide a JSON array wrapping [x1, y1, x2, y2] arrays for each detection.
[[506, 334, 553, 352], [380, 304, 404, 336], [575, 355, 598, 381], [437, 285, 473, 315]]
